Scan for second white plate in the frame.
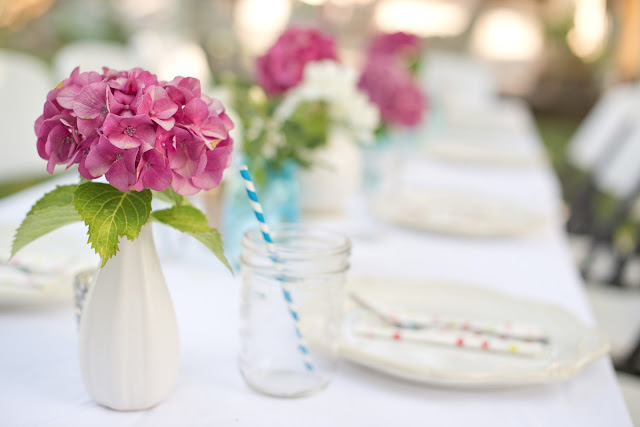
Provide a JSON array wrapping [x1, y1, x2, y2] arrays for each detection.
[[371, 189, 547, 238]]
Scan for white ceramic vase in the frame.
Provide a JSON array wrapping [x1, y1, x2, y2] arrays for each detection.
[[78, 224, 179, 411], [299, 127, 361, 215]]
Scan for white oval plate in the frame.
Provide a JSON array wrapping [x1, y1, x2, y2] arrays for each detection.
[[370, 189, 547, 238], [338, 277, 609, 388], [423, 142, 544, 168], [0, 225, 98, 306]]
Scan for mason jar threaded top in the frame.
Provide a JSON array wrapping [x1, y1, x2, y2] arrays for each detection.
[[240, 225, 351, 278]]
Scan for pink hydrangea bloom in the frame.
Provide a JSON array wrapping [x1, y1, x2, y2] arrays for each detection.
[[368, 32, 420, 61], [358, 57, 426, 128], [34, 67, 234, 195], [256, 28, 337, 96]]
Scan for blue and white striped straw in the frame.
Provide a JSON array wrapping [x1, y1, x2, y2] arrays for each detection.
[[239, 165, 314, 371]]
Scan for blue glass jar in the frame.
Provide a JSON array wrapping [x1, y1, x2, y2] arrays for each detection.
[[221, 160, 300, 271]]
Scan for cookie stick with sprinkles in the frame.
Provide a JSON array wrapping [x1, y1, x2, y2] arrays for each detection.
[[354, 324, 545, 357]]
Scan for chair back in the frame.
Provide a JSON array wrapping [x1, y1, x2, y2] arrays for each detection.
[[0, 50, 54, 181]]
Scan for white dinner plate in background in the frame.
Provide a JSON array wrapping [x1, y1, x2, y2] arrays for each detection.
[[0, 225, 98, 306], [423, 141, 545, 168], [370, 189, 547, 238]]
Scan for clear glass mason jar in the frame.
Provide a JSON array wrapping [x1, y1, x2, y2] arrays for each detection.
[[239, 225, 351, 398]]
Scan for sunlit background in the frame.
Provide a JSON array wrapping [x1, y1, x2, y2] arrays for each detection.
[[0, 0, 640, 172], [0, 0, 637, 198]]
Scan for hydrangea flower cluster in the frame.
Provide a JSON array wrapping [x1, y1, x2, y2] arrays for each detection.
[[367, 32, 420, 62], [35, 67, 234, 195], [358, 32, 426, 128], [358, 56, 425, 128], [256, 28, 337, 96]]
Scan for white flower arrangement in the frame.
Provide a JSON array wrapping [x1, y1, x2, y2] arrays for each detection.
[[274, 60, 380, 145]]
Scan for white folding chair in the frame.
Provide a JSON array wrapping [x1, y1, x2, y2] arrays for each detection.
[[566, 85, 640, 375], [567, 84, 640, 172], [0, 50, 54, 181]]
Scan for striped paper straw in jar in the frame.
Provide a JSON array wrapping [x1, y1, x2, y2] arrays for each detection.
[[239, 165, 314, 371]]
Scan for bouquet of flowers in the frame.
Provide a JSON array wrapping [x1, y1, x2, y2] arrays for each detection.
[[12, 67, 234, 268], [233, 27, 379, 183]]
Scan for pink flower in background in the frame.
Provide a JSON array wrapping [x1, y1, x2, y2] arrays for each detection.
[[368, 32, 420, 62], [358, 57, 426, 128], [34, 67, 235, 195], [256, 28, 337, 95]]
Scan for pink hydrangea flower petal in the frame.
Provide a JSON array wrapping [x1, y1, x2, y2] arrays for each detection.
[[200, 116, 228, 146], [168, 129, 207, 178], [191, 138, 233, 190], [85, 135, 138, 191], [138, 86, 178, 131], [73, 83, 109, 119], [103, 115, 155, 149], [56, 69, 102, 109], [166, 76, 202, 105], [132, 149, 172, 192], [45, 125, 78, 173], [183, 98, 209, 125], [171, 174, 200, 196], [36, 115, 76, 164], [84, 135, 123, 177], [77, 117, 105, 138], [56, 86, 82, 109], [105, 148, 138, 192]]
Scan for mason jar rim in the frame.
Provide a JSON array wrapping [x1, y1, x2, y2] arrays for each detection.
[[240, 224, 351, 259]]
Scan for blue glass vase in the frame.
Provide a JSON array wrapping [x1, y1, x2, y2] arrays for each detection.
[[221, 160, 300, 271]]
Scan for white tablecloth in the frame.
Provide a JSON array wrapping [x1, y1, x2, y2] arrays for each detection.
[[0, 104, 633, 426]]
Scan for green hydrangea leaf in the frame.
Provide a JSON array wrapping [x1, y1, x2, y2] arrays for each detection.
[[11, 185, 83, 257], [151, 205, 210, 233], [151, 205, 231, 272], [152, 187, 189, 207], [26, 184, 78, 215], [73, 182, 152, 266]]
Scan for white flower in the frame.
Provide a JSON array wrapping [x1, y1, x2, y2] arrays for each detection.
[[274, 60, 380, 144]]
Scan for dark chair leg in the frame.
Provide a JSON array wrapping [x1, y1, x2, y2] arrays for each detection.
[[618, 336, 640, 376]]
